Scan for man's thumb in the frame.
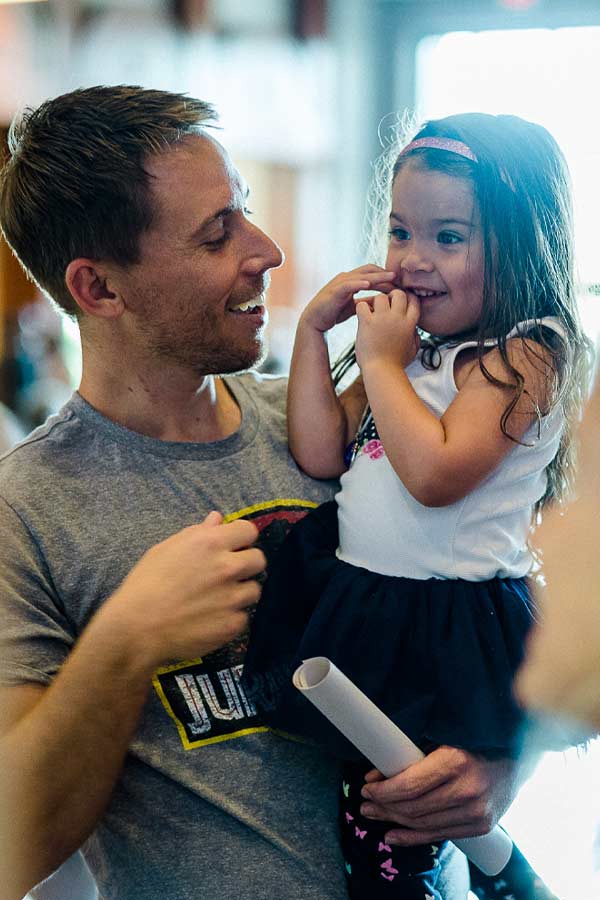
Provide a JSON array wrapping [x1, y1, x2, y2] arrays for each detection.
[[203, 510, 224, 527]]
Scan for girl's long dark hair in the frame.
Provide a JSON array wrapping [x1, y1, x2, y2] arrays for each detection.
[[335, 112, 593, 512]]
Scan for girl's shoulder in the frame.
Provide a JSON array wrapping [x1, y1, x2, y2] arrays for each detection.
[[506, 316, 567, 342], [416, 316, 565, 395], [437, 316, 563, 399], [459, 324, 560, 414]]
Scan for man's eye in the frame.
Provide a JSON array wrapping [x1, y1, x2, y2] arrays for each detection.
[[388, 227, 410, 241], [244, 207, 254, 216], [204, 233, 229, 250], [438, 231, 462, 245]]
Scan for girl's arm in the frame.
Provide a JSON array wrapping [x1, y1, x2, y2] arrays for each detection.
[[356, 290, 554, 507], [287, 265, 395, 478]]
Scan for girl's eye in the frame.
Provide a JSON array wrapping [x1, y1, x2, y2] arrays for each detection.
[[388, 227, 410, 242], [437, 231, 463, 245]]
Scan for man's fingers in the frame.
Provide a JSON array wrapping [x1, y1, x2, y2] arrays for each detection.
[[384, 827, 444, 847], [361, 785, 464, 820], [361, 755, 451, 803], [361, 794, 494, 845], [364, 768, 385, 783], [213, 518, 260, 550], [384, 821, 488, 846], [359, 750, 515, 851], [235, 547, 267, 580], [234, 579, 262, 608]]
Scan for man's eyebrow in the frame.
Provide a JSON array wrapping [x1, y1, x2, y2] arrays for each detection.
[[191, 187, 250, 242]]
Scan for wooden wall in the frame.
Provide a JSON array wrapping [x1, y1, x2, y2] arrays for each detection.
[[0, 127, 37, 359]]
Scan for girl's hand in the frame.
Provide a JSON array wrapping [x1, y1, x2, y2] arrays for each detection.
[[355, 289, 420, 371], [300, 265, 396, 334]]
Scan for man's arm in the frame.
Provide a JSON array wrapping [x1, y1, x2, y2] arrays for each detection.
[[0, 511, 264, 899], [0, 640, 153, 900]]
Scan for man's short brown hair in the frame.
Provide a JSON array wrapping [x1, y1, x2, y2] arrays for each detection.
[[0, 85, 216, 316]]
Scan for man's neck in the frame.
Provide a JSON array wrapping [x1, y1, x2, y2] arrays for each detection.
[[78, 365, 242, 443]]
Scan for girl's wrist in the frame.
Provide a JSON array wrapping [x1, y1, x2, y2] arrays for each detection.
[[358, 355, 407, 379], [298, 310, 330, 338]]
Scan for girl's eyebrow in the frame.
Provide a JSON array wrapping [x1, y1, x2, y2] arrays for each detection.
[[431, 217, 474, 227], [389, 211, 474, 228]]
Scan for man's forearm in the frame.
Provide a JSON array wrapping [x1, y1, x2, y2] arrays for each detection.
[[1, 608, 156, 897], [1, 512, 263, 898]]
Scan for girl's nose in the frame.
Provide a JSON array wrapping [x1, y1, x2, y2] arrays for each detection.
[[400, 245, 434, 274]]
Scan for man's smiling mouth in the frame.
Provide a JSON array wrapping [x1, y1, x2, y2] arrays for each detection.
[[228, 294, 265, 314]]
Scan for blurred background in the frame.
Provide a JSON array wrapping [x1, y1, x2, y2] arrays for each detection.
[[1, 1, 599, 897]]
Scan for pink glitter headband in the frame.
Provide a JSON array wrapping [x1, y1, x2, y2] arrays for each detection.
[[399, 136, 478, 163]]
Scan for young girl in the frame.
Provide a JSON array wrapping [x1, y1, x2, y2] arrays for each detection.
[[243, 112, 591, 900]]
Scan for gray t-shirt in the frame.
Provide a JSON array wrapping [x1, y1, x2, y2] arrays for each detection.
[[0, 373, 348, 900], [0, 372, 469, 900]]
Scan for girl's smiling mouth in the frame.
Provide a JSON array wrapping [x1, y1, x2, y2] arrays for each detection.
[[404, 286, 447, 300]]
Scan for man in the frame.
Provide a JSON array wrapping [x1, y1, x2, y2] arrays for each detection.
[[0, 85, 515, 900]]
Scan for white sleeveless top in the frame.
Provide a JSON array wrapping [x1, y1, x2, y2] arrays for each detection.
[[336, 320, 565, 581]]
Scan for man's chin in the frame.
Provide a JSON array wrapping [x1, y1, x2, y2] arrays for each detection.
[[213, 340, 269, 377]]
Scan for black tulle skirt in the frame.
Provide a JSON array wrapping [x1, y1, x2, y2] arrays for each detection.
[[242, 500, 535, 761]]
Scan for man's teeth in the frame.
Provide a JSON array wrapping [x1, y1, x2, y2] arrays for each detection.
[[230, 298, 264, 312]]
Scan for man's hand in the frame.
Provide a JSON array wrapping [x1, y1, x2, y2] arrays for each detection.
[[98, 510, 265, 667], [0, 511, 266, 895], [359, 746, 519, 846]]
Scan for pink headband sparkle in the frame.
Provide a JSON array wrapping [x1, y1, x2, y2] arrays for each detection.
[[399, 136, 478, 163]]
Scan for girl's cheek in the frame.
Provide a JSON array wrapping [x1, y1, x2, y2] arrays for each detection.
[[384, 249, 399, 273]]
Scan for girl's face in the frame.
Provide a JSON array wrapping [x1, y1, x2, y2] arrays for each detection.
[[385, 160, 485, 337]]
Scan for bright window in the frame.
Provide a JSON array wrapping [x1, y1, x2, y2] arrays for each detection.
[[416, 26, 600, 338], [416, 27, 600, 900]]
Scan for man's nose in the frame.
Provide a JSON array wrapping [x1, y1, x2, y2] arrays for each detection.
[[245, 223, 284, 273]]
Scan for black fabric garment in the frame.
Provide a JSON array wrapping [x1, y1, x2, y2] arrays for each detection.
[[243, 500, 533, 760]]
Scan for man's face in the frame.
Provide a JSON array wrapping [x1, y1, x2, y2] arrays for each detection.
[[112, 134, 283, 375]]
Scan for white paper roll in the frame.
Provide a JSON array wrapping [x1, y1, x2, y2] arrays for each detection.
[[293, 656, 513, 876]]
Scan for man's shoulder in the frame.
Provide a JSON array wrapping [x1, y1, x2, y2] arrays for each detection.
[[0, 401, 80, 495], [232, 370, 288, 401], [227, 371, 289, 426]]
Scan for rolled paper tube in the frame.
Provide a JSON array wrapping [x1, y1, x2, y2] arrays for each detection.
[[292, 656, 513, 876]]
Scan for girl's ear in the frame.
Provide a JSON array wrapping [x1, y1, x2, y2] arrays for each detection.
[[65, 259, 125, 319]]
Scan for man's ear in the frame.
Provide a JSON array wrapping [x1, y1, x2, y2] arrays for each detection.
[[65, 259, 125, 319]]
